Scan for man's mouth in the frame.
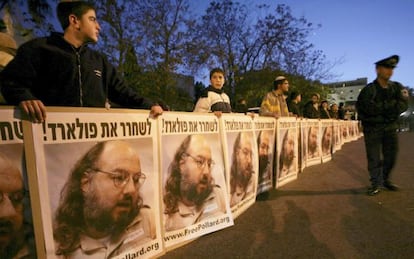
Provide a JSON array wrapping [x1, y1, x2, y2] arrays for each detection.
[[0, 223, 13, 235], [116, 199, 132, 208]]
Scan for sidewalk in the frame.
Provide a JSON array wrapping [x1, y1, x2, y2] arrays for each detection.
[[161, 132, 414, 258]]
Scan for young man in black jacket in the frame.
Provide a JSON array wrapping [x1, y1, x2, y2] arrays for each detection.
[[0, 1, 162, 123], [356, 55, 408, 195]]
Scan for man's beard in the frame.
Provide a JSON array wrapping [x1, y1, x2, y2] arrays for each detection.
[[258, 155, 269, 179], [309, 141, 317, 154], [236, 161, 253, 189], [281, 150, 294, 168], [83, 191, 139, 237], [180, 175, 213, 208], [0, 219, 19, 255]]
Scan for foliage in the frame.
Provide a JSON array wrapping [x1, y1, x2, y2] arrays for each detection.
[[4, 0, 339, 111], [0, 0, 57, 37]]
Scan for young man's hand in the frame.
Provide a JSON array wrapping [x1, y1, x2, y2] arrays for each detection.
[[19, 100, 47, 123]]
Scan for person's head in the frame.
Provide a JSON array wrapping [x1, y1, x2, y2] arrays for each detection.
[[209, 68, 225, 90], [375, 55, 398, 81], [273, 76, 289, 93], [164, 135, 214, 214], [339, 102, 344, 108], [311, 94, 319, 104], [230, 132, 254, 193], [0, 153, 24, 254], [279, 130, 295, 171], [290, 91, 301, 103], [331, 103, 338, 112], [257, 131, 271, 176], [57, 1, 100, 44], [54, 140, 145, 254], [308, 126, 318, 154], [320, 100, 329, 109], [322, 126, 332, 154]]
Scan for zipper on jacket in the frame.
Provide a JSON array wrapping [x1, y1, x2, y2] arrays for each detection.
[[76, 52, 83, 106], [73, 48, 83, 107]]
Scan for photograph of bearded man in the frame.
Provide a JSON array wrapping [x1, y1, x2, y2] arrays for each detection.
[[278, 129, 296, 178], [163, 134, 226, 231], [53, 140, 155, 258], [229, 132, 256, 207]]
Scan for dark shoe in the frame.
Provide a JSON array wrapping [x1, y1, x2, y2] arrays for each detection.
[[383, 181, 399, 191], [367, 186, 380, 196]]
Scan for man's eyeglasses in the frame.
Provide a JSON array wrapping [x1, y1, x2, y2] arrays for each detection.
[[182, 153, 215, 170], [238, 147, 252, 158], [88, 168, 146, 189], [0, 190, 25, 205]]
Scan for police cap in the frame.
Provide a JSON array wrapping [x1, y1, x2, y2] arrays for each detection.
[[375, 55, 399, 68]]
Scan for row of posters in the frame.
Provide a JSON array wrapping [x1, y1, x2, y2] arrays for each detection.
[[0, 107, 361, 258]]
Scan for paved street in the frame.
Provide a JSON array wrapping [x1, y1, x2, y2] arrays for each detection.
[[161, 132, 414, 259]]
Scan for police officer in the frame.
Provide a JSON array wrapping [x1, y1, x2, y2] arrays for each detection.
[[356, 55, 408, 195]]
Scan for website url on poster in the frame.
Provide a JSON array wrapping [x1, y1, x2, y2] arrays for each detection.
[[120, 242, 160, 259], [232, 194, 255, 212], [164, 216, 231, 242]]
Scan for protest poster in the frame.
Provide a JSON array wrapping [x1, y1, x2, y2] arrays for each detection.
[[22, 107, 164, 259], [302, 119, 322, 167], [0, 107, 38, 258], [332, 120, 342, 153], [159, 112, 233, 250], [220, 114, 258, 219], [321, 120, 333, 163], [254, 116, 276, 194], [341, 120, 350, 143], [298, 119, 307, 172], [275, 117, 299, 188]]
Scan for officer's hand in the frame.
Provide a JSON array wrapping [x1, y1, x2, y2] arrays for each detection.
[[19, 100, 47, 123]]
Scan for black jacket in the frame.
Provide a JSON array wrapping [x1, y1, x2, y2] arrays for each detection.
[[356, 79, 408, 128], [303, 101, 320, 119], [0, 32, 152, 109]]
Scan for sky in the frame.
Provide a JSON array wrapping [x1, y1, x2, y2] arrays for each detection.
[[190, 0, 414, 87]]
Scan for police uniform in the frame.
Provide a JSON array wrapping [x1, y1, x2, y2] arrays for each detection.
[[356, 55, 408, 195], [164, 185, 226, 232]]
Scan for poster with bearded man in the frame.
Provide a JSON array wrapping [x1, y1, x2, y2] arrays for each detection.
[[254, 116, 276, 194], [302, 119, 322, 167], [275, 117, 299, 188], [23, 108, 164, 259], [160, 112, 233, 250], [0, 108, 37, 258], [220, 114, 258, 219]]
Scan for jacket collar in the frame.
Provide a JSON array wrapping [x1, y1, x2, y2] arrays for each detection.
[[207, 85, 224, 94]]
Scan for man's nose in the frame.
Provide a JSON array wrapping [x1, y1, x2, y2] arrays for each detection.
[[0, 195, 18, 218], [122, 177, 137, 194]]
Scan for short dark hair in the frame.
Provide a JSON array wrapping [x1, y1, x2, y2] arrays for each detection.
[[57, 1, 96, 30], [209, 68, 225, 79], [289, 91, 300, 100], [273, 78, 287, 90]]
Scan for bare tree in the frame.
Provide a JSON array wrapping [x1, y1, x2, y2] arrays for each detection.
[[0, 0, 56, 38], [194, 0, 249, 99]]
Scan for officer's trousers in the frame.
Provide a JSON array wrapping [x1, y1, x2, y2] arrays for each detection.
[[363, 126, 398, 187]]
